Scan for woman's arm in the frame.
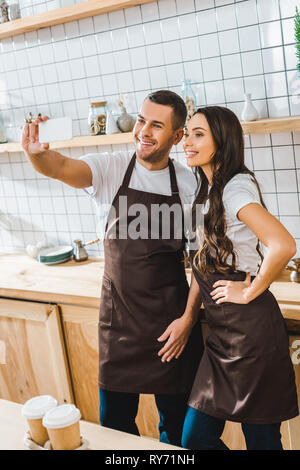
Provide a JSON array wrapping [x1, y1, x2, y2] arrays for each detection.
[[157, 273, 203, 362], [210, 203, 297, 304]]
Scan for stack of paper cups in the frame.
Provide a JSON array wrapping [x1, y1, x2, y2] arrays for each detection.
[[43, 404, 81, 450], [22, 395, 58, 446]]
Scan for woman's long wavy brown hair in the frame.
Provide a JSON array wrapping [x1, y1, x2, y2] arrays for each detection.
[[191, 106, 266, 278]]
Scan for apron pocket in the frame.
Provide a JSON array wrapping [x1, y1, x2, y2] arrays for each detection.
[[99, 276, 113, 327], [222, 298, 276, 358]]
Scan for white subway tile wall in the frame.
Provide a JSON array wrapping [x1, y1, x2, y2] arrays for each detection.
[[0, 0, 299, 258]]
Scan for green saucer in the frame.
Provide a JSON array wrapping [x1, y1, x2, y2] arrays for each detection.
[[38, 245, 74, 264]]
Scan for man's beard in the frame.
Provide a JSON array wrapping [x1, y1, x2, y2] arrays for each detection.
[[135, 137, 174, 165]]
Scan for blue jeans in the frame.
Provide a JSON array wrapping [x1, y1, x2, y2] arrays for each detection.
[[181, 406, 283, 450], [99, 387, 189, 447]]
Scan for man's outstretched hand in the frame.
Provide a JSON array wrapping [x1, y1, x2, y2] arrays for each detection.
[[22, 115, 50, 155]]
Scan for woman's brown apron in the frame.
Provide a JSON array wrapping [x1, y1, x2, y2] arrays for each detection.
[[98, 154, 203, 394], [188, 252, 299, 424]]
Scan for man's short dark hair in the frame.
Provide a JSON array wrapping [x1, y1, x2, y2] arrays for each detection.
[[145, 90, 187, 130]]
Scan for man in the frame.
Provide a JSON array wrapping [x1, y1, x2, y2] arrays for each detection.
[[22, 90, 203, 446]]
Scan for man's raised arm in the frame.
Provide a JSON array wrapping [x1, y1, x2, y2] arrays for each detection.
[[21, 115, 92, 189]]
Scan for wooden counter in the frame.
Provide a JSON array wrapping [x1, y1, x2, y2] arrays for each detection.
[[0, 399, 181, 450], [0, 252, 104, 307], [0, 252, 299, 320]]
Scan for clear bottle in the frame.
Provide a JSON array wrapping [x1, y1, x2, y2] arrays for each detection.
[[181, 79, 197, 124], [8, 3, 21, 21], [88, 102, 107, 136], [0, 117, 7, 143]]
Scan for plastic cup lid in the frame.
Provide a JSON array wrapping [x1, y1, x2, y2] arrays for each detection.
[[42, 404, 81, 429], [22, 395, 58, 420]]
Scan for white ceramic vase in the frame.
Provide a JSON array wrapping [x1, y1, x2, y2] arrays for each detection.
[[106, 108, 121, 135], [241, 93, 258, 121]]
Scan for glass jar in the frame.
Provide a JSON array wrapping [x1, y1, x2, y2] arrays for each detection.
[[0, 1, 9, 23], [181, 79, 196, 124], [88, 101, 107, 136]]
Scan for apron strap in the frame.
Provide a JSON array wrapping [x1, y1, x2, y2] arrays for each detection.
[[122, 153, 180, 196], [121, 153, 137, 188], [168, 158, 180, 196]]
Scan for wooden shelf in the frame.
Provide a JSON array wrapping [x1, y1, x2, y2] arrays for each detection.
[[0, 0, 156, 40], [241, 115, 300, 135], [0, 132, 134, 154], [1, 116, 300, 154]]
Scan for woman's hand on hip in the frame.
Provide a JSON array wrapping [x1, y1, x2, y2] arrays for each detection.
[[210, 272, 252, 304], [157, 316, 193, 363]]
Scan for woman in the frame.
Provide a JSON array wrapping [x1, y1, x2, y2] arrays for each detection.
[[179, 106, 299, 450]]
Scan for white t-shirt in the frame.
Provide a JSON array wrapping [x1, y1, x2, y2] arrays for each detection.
[[203, 173, 263, 275], [80, 150, 198, 240]]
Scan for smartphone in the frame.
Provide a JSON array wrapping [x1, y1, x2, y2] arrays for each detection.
[[38, 117, 73, 143]]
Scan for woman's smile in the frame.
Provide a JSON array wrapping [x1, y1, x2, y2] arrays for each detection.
[[185, 150, 199, 159]]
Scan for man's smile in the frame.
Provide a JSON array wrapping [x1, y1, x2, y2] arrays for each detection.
[[137, 136, 156, 148]]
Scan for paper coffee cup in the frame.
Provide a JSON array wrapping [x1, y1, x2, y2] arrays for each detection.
[[43, 404, 81, 450], [22, 395, 58, 446]]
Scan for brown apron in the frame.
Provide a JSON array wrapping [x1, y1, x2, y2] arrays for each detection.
[[98, 154, 203, 394], [188, 252, 299, 424]]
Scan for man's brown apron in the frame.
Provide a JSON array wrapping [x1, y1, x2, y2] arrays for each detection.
[[188, 252, 299, 424], [98, 154, 203, 394]]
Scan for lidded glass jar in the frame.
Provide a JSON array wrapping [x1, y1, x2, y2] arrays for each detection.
[[88, 101, 107, 135], [0, 1, 9, 23], [181, 79, 196, 124]]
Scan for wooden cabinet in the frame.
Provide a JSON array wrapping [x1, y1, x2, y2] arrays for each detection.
[[0, 293, 160, 439], [60, 303, 160, 437], [0, 298, 73, 405], [60, 304, 99, 422]]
